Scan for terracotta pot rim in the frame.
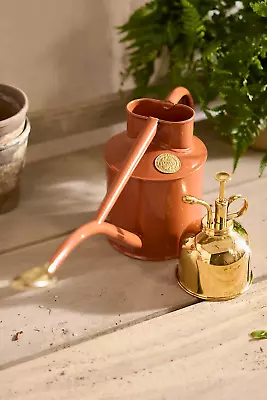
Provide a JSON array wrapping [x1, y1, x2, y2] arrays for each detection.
[[0, 83, 29, 129], [127, 97, 195, 125]]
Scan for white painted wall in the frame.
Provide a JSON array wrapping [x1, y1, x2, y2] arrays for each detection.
[[0, 0, 145, 112]]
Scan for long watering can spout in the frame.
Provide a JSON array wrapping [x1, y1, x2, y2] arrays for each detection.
[[12, 221, 142, 290], [12, 117, 158, 290]]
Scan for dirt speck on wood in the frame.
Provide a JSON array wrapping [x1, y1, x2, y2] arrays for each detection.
[[12, 331, 23, 341]]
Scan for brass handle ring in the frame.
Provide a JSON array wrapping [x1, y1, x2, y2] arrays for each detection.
[[227, 195, 248, 219]]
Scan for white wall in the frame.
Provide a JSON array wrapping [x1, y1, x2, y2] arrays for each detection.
[[0, 0, 145, 112]]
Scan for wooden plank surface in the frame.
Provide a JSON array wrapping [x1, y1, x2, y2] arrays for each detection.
[[0, 119, 266, 367], [0, 171, 266, 367], [0, 235, 196, 368], [1, 279, 267, 400]]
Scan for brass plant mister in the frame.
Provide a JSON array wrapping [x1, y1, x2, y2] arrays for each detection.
[[177, 171, 252, 301]]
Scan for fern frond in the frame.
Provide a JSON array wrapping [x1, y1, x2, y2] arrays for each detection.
[[250, 1, 267, 17], [181, 0, 205, 38]]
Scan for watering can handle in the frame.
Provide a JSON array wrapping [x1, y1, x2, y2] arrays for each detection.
[[165, 87, 194, 109]]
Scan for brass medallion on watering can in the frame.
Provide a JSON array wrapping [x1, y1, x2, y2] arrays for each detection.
[[154, 153, 181, 174], [177, 171, 252, 301]]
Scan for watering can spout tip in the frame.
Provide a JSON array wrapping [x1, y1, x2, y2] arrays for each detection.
[[11, 264, 57, 291]]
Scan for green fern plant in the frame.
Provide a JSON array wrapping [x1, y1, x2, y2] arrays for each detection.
[[118, 0, 267, 175]]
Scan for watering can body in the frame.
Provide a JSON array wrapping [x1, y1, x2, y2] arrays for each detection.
[[104, 90, 207, 260]]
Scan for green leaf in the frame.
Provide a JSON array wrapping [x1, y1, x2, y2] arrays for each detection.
[[233, 135, 251, 171], [181, 0, 205, 38], [250, 330, 267, 339], [117, 0, 267, 175], [203, 42, 221, 62], [167, 20, 180, 45], [233, 220, 248, 236], [250, 1, 267, 17], [259, 153, 267, 176]]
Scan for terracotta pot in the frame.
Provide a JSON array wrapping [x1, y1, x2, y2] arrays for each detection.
[[0, 118, 31, 213], [251, 127, 267, 151], [0, 84, 28, 143]]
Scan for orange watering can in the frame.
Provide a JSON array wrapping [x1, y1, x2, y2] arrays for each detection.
[[13, 87, 207, 289]]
